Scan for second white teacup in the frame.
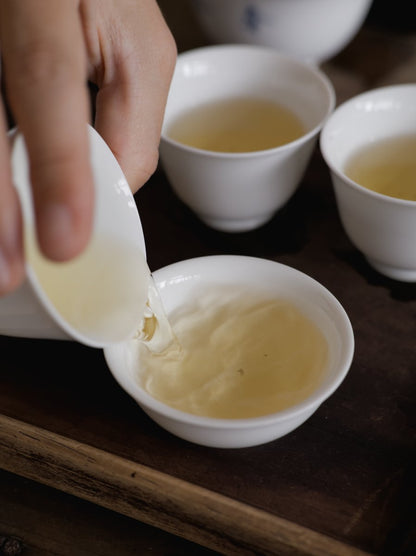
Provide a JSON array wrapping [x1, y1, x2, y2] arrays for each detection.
[[160, 45, 335, 233]]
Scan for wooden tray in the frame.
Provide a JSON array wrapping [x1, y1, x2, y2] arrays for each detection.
[[1, 9, 415, 555]]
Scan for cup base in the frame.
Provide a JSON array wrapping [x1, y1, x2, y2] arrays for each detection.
[[366, 257, 416, 282], [200, 213, 273, 233]]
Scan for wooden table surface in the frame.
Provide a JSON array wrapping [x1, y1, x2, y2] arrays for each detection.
[[1, 4, 415, 555]]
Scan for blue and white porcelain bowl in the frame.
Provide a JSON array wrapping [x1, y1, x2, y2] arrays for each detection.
[[190, 0, 373, 64]]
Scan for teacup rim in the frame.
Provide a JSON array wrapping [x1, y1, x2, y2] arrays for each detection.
[[104, 255, 355, 430], [161, 43, 336, 158], [320, 82, 416, 207]]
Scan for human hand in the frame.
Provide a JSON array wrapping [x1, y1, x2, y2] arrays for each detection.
[[0, 0, 176, 295]]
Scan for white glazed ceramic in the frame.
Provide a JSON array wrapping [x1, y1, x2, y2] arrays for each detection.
[[320, 84, 416, 282], [104, 255, 354, 448], [189, 0, 373, 64], [160, 45, 335, 233], [0, 125, 148, 347]]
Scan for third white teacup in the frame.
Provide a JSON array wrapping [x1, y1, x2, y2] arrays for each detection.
[[320, 84, 416, 282]]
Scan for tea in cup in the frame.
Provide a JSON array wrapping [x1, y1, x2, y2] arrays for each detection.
[[160, 44, 335, 232], [320, 84, 416, 282], [105, 255, 354, 448]]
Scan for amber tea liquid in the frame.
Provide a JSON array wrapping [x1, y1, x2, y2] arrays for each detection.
[[167, 96, 305, 153], [26, 234, 150, 341], [138, 287, 328, 419], [344, 134, 416, 201]]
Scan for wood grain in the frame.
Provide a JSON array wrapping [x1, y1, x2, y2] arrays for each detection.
[[0, 470, 218, 556], [0, 5, 415, 555], [0, 413, 371, 556]]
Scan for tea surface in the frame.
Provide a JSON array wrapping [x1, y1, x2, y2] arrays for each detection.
[[344, 134, 416, 201], [138, 287, 328, 419], [167, 97, 305, 153]]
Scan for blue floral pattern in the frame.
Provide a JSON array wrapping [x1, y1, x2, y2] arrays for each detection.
[[243, 4, 261, 33]]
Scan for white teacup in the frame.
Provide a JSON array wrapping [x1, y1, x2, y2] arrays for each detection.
[[320, 84, 416, 282], [0, 126, 149, 347], [160, 45, 335, 233], [105, 255, 354, 448]]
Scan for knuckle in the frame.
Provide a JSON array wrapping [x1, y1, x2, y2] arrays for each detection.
[[133, 148, 160, 191], [156, 26, 177, 76]]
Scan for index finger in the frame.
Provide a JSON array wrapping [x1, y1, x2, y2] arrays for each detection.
[[0, 0, 94, 261]]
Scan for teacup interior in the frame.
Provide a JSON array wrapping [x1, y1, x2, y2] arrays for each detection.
[[11, 126, 149, 347], [163, 46, 335, 138], [150, 256, 353, 398], [321, 85, 416, 171]]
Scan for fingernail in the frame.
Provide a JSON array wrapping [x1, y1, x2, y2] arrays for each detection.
[[0, 207, 20, 293], [0, 248, 11, 293], [38, 202, 77, 260]]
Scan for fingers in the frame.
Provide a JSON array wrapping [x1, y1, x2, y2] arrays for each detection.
[[0, 0, 94, 262], [0, 0, 175, 299], [82, 0, 176, 192], [0, 104, 24, 294]]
